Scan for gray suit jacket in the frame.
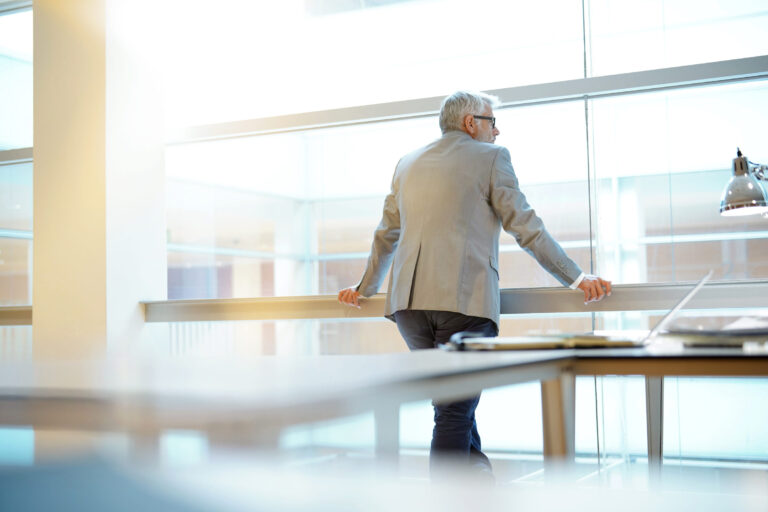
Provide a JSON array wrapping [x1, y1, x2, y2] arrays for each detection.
[[356, 130, 582, 326]]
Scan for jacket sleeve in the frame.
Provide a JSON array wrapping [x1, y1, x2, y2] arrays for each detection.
[[489, 147, 582, 287], [355, 171, 401, 297]]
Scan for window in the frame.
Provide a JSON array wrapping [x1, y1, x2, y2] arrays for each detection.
[[591, 80, 768, 283], [160, 2, 768, 469], [0, 9, 32, 150], [161, 0, 584, 129], [0, 8, 33, 305], [589, 0, 768, 75]]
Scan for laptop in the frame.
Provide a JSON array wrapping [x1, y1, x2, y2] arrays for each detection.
[[442, 271, 713, 351]]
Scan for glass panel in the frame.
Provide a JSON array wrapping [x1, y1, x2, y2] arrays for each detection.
[[153, 319, 403, 357], [591, 80, 768, 284], [165, 169, 309, 298], [167, 116, 435, 298], [0, 161, 32, 305], [0, 427, 34, 465], [0, 238, 31, 305], [589, 0, 768, 76], [664, 377, 768, 462], [495, 100, 593, 287], [169, 99, 598, 297], [478, 382, 545, 455], [574, 375, 768, 464], [499, 313, 594, 336], [578, 376, 648, 459], [0, 162, 32, 232], [159, 430, 209, 467], [280, 412, 375, 454], [315, 199, 384, 257], [0, 9, 33, 150], [168, 102, 595, 299], [0, 326, 32, 360], [161, 0, 583, 128]]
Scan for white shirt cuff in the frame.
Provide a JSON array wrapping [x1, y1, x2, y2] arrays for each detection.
[[569, 272, 586, 290]]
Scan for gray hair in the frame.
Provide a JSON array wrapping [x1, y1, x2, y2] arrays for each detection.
[[439, 90, 501, 134]]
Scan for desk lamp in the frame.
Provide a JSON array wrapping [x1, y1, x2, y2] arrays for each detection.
[[720, 148, 768, 216]]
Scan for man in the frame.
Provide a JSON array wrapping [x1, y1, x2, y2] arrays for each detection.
[[338, 90, 611, 479]]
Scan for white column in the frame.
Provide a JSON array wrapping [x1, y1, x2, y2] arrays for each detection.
[[33, 0, 166, 359]]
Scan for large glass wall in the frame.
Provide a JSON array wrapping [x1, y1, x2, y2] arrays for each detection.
[[0, 162, 32, 306], [0, 8, 33, 306], [591, 80, 768, 283], [588, 0, 768, 75], [161, 0, 585, 129], [0, 9, 32, 150], [160, 0, 768, 129], [166, 79, 768, 302], [161, 1, 768, 472]]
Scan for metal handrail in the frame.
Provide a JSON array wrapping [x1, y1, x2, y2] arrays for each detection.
[[3, 280, 766, 326], [140, 279, 768, 323]]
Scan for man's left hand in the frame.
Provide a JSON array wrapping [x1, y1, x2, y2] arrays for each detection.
[[338, 286, 362, 309], [578, 275, 612, 304]]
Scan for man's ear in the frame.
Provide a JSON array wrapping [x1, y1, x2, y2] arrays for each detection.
[[463, 114, 475, 135]]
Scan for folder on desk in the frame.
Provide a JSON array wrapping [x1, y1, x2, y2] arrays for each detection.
[[442, 333, 642, 351], [444, 271, 714, 351]]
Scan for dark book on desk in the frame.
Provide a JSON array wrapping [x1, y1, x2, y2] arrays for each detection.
[[442, 334, 641, 351]]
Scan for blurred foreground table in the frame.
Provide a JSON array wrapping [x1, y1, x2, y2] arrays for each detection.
[[0, 350, 571, 456], [0, 346, 766, 469]]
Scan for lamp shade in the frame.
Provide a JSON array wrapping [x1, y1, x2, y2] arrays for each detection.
[[720, 150, 768, 216]]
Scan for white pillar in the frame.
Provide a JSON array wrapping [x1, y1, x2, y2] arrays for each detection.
[[33, 0, 166, 359]]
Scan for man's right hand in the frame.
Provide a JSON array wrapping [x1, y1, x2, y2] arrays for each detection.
[[338, 287, 362, 309]]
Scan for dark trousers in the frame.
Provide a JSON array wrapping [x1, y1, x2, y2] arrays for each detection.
[[393, 310, 498, 478]]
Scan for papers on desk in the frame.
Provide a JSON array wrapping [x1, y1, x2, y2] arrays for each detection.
[[665, 313, 768, 347]]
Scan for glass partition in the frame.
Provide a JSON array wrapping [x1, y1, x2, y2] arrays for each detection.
[[0, 162, 32, 305], [0, 9, 33, 150], [152, 319, 404, 357], [167, 78, 768, 299], [0, 8, 33, 306], [589, 0, 768, 75], [161, 0, 584, 128], [664, 377, 768, 462], [0, 326, 32, 360], [591, 80, 768, 284]]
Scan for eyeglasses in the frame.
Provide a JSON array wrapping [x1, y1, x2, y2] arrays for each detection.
[[473, 115, 496, 129]]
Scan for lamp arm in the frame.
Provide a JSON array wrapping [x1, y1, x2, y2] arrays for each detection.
[[747, 160, 768, 180]]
